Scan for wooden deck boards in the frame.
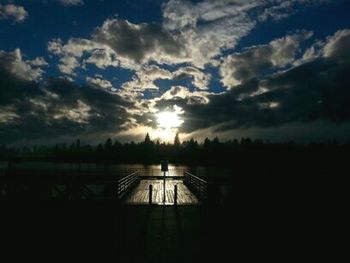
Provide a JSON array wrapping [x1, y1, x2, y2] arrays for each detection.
[[125, 179, 199, 205]]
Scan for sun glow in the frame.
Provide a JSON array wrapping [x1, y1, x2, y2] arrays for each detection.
[[157, 111, 183, 128], [155, 111, 183, 142]]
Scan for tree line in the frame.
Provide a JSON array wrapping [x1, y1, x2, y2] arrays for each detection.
[[0, 133, 349, 165]]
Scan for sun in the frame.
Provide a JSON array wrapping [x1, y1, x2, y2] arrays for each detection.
[[156, 111, 183, 129], [154, 111, 183, 142]]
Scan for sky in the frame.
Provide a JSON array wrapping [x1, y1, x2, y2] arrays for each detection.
[[1, 0, 350, 144]]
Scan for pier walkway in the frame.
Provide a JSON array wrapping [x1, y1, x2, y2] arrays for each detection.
[[125, 179, 199, 205], [0, 168, 209, 205]]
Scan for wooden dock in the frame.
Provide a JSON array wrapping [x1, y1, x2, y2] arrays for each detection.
[[125, 179, 199, 205], [0, 168, 211, 205]]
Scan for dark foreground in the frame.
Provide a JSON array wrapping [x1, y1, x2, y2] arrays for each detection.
[[1, 171, 343, 262]]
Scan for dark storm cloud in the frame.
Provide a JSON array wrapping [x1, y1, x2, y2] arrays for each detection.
[[0, 49, 46, 81], [92, 19, 185, 65], [0, 67, 42, 106], [0, 67, 132, 144], [214, 59, 350, 132], [147, 29, 350, 134], [48, 18, 190, 75]]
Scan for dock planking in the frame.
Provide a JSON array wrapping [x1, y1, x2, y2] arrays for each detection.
[[125, 179, 199, 205]]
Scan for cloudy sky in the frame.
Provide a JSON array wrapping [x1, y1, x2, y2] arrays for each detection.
[[1, 0, 350, 144]]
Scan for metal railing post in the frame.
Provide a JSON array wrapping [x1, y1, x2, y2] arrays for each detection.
[[174, 184, 178, 205], [149, 184, 153, 204]]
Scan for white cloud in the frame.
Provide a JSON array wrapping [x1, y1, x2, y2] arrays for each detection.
[[48, 1, 325, 74], [220, 31, 313, 88], [322, 29, 350, 61], [85, 48, 119, 69], [29, 57, 48, 67], [162, 0, 261, 31], [46, 1, 330, 93], [48, 38, 109, 75], [86, 76, 113, 90], [162, 0, 327, 68], [160, 86, 210, 104], [294, 40, 324, 66], [47, 38, 64, 55], [259, 1, 296, 22], [48, 38, 97, 57], [270, 31, 313, 65], [172, 66, 211, 90], [58, 0, 84, 6], [0, 3, 28, 23], [295, 29, 350, 66], [259, 0, 329, 22], [119, 64, 211, 101], [0, 106, 19, 124], [53, 100, 91, 124], [163, 0, 263, 68], [119, 65, 173, 99], [58, 56, 79, 76]]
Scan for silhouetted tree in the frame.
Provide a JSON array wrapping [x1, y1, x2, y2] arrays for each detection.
[[104, 138, 112, 150], [174, 132, 181, 147], [0, 135, 349, 166], [76, 139, 81, 151], [97, 144, 103, 153], [204, 137, 211, 147], [213, 137, 220, 145], [113, 139, 121, 148], [69, 142, 76, 152], [144, 133, 152, 145], [188, 138, 198, 148]]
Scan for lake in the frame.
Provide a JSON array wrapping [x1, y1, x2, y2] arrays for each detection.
[[0, 161, 236, 202], [0, 161, 235, 178]]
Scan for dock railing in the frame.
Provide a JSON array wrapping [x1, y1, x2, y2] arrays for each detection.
[[184, 171, 208, 201], [116, 171, 140, 199], [0, 169, 141, 200], [184, 171, 222, 204]]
